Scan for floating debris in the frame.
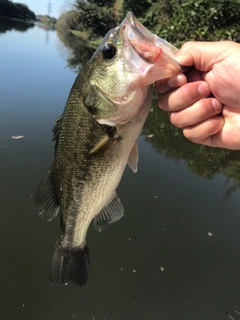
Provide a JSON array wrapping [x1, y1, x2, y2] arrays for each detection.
[[12, 135, 24, 139], [226, 309, 240, 320], [208, 232, 213, 237], [147, 134, 154, 138], [160, 266, 164, 272]]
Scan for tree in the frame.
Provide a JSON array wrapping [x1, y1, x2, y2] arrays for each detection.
[[150, 0, 240, 46], [123, 0, 152, 20], [74, 0, 119, 38], [0, 0, 36, 20], [56, 10, 96, 71]]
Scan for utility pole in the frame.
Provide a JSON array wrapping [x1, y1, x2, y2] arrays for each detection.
[[45, 1, 52, 45], [47, 1, 52, 18]]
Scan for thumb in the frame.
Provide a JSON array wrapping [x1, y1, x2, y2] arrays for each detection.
[[174, 41, 228, 72]]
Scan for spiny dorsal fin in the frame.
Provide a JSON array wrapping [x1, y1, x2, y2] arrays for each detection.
[[34, 165, 60, 221], [128, 141, 138, 173], [52, 115, 63, 155], [93, 192, 124, 231]]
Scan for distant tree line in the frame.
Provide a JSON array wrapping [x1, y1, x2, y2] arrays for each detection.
[[57, 0, 240, 45], [0, 0, 36, 21]]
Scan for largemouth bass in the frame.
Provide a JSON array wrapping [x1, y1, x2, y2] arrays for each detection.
[[35, 12, 182, 286]]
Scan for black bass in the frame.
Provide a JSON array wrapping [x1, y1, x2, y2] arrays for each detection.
[[35, 12, 182, 286]]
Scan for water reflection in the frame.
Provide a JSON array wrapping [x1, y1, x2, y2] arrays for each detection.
[[143, 99, 240, 197], [56, 23, 95, 72], [0, 16, 34, 33]]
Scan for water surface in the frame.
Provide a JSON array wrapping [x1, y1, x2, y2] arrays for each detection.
[[1, 18, 240, 320]]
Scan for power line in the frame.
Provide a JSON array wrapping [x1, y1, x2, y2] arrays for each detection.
[[47, 1, 52, 17]]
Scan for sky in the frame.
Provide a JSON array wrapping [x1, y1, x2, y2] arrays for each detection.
[[13, 0, 74, 18]]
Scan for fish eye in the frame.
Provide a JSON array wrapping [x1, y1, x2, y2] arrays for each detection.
[[102, 44, 117, 60]]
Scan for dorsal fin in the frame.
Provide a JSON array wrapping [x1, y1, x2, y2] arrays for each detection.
[[93, 192, 124, 231], [52, 115, 63, 155], [34, 165, 60, 221]]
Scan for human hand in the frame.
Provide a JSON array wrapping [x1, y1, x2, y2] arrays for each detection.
[[156, 41, 240, 150]]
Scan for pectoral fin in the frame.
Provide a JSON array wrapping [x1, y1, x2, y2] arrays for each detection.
[[89, 134, 110, 155], [90, 127, 122, 155], [93, 192, 124, 231], [128, 141, 138, 173]]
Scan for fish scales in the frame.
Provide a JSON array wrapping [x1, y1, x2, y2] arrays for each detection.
[[56, 76, 123, 242], [35, 12, 182, 286]]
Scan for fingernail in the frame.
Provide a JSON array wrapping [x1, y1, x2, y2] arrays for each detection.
[[175, 54, 189, 66], [198, 82, 210, 97], [212, 98, 223, 112], [168, 74, 186, 88]]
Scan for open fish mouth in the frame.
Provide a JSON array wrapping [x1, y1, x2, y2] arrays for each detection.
[[120, 11, 179, 63], [118, 12, 181, 85]]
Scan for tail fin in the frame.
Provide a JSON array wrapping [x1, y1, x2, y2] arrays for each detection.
[[50, 245, 89, 286]]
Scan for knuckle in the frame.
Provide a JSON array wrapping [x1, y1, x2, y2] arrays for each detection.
[[183, 127, 194, 141], [197, 98, 222, 118], [156, 81, 169, 94], [211, 98, 223, 113], [197, 99, 210, 115], [181, 42, 193, 52], [183, 126, 203, 143], [158, 94, 169, 111], [179, 82, 201, 105], [169, 112, 182, 128]]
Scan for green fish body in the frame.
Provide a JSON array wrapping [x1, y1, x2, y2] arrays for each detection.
[[35, 12, 182, 286]]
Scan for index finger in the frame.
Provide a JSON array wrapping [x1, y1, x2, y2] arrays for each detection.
[[156, 73, 187, 94], [174, 41, 237, 71], [158, 80, 211, 112]]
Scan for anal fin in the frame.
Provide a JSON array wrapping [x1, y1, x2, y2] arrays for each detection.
[[93, 192, 124, 231]]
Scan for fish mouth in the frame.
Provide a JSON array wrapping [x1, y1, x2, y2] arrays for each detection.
[[120, 12, 179, 64], [119, 12, 181, 83]]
